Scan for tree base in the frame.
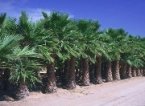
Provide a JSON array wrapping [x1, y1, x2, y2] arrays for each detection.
[[113, 74, 120, 80], [65, 81, 76, 90], [81, 80, 90, 86], [94, 78, 103, 84], [113, 78, 120, 80], [15, 84, 29, 100], [132, 70, 136, 77], [127, 75, 132, 78], [106, 77, 113, 82], [42, 77, 57, 93]]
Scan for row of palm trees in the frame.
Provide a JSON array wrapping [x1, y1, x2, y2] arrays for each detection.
[[0, 11, 145, 100]]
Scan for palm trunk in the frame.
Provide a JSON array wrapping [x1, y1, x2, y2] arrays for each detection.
[[94, 56, 103, 84], [120, 62, 127, 79], [65, 57, 76, 89], [132, 68, 137, 77], [101, 61, 106, 79], [75, 66, 80, 84], [140, 69, 143, 76], [135, 69, 138, 76], [143, 69, 145, 76], [3, 69, 10, 91], [81, 58, 90, 86], [42, 63, 56, 93], [0, 69, 3, 90], [15, 83, 29, 100], [89, 63, 95, 83], [106, 61, 113, 82], [112, 60, 120, 80], [136, 69, 141, 76], [127, 65, 132, 78], [55, 66, 64, 87]]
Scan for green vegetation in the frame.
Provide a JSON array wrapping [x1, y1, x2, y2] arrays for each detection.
[[0, 11, 145, 100]]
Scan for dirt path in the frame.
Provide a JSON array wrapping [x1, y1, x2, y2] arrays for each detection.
[[1, 77, 145, 106]]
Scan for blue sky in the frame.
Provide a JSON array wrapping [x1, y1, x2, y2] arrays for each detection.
[[0, 0, 145, 36]]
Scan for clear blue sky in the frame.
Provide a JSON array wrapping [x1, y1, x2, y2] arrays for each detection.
[[0, 0, 145, 36]]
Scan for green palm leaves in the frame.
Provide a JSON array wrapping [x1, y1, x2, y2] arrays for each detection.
[[0, 12, 40, 87], [0, 10, 145, 100], [0, 13, 6, 28]]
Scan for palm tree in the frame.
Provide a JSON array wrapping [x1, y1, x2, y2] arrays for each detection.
[[92, 31, 111, 84], [40, 11, 82, 91], [58, 20, 82, 89], [0, 12, 42, 99], [0, 13, 7, 90], [105, 29, 128, 80], [76, 19, 100, 85], [99, 32, 115, 82], [120, 36, 133, 78], [1, 10, 145, 101], [127, 37, 145, 77], [0, 13, 25, 93], [9, 46, 40, 100], [38, 12, 66, 93], [0, 35, 23, 92]]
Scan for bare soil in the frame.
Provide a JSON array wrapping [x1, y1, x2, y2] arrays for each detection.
[[1, 77, 145, 106]]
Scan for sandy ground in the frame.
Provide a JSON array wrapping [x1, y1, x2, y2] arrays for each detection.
[[1, 77, 145, 106]]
